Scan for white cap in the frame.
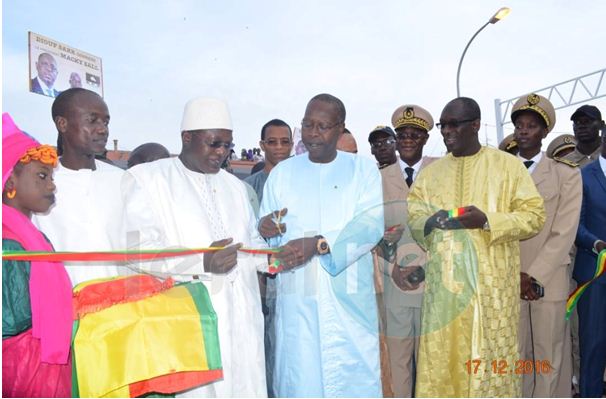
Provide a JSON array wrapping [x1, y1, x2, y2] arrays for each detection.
[[180, 97, 232, 132]]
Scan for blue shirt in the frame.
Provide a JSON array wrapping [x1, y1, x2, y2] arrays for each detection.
[[244, 170, 269, 203], [260, 151, 384, 397]]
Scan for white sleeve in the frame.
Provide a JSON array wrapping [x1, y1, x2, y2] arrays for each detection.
[[236, 179, 270, 273], [121, 171, 211, 281]]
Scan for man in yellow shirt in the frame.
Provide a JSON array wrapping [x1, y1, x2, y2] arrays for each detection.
[[408, 97, 545, 397]]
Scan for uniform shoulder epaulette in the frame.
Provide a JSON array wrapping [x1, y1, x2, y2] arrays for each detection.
[[505, 140, 518, 151], [553, 156, 579, 168]]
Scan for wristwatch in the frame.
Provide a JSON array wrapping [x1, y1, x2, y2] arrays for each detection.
[[482, 220, 490, 231], [382, 238, 397, 261], [315, 235, 330, 255]]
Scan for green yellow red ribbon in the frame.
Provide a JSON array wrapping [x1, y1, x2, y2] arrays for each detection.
[[448, 207, 466, 218], [2, 247, 283, 272], [2, 247, 280, 262], [566, 249, 606, 320], [386, 224, 401, 233], [268, 258, 284, 274]]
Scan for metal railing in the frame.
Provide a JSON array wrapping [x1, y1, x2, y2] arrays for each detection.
[[494, 68, 606, 143]]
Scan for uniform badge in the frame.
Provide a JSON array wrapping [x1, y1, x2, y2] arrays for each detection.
[[527, 93, 540, 105], [404, 107, 414, 120]]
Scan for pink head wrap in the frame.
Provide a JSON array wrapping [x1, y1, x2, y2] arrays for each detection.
[[2, 112, 72, 364], [2, 114, 40, 187]]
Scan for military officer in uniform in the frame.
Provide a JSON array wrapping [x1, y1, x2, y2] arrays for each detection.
[[546, 134, 576, 159], [498, 133, 519, 155], [374, 104, 437, 397], [512, 93, 582, 397]]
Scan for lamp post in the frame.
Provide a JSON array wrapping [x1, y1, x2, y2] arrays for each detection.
[[456, 7, 511, 97]]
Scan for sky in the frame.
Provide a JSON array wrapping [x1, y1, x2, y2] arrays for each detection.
[[3, 0, 606, 159]]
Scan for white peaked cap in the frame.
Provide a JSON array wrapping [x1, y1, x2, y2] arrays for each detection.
[[180, 97, 233, 132]]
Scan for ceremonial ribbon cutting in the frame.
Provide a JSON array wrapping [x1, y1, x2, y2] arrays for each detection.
[[3, 22, 605, 394]]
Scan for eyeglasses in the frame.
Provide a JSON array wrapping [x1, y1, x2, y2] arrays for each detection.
[[396, 132, 426, 142], [301, 120, 342, 133], [370, 138, 396, 149], [205, 141, 235, 150], [396, 132, 427, 142], [262, 138, 292, 147], [436, 119, 477, 130]]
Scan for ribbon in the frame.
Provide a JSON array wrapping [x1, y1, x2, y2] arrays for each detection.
[[448, 207, 466, 218], [3, 247, 280, 262], [566, 249, 606, 320], [3, 247, 284, 276], [386, 224, 401, 233], [268, 258, 284, 274]]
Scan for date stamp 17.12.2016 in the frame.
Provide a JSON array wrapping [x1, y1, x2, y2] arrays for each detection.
[[465, 359, 552, 375]]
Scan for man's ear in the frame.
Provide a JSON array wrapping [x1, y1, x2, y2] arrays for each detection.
[[182, 131, 192, 146], [259, 140, 266, 153], [420, 132, 429, 146], [54, 116, 67, 134], [336, 124, 346, 140], [471, 119, 481, 131]]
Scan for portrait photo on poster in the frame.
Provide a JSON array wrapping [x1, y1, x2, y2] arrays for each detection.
[[28, 31, 103, 99]]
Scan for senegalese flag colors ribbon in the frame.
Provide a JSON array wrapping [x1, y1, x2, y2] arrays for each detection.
[[269, 258, 284, 274], [448, 207, 466, 218], [2, 246, 280, 262], [72, 275, 222, 397], [386, 224, 401, 233], [3, 247, 285, 275], [566, 249, 606, 320]]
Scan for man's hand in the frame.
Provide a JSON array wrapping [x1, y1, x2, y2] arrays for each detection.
[[424, 210, 449, 236], [384, 225, 404, 245], [259, 208, 288, 239], [275, 237, 318, 271], [520, 272, 540, 301], [203, 238, 243, 274], [391, 266, 422, 291], [426, 206, 487, 234], [596, 240, 606, 253], [376, 226, 404, 260], [448, 206, 488, 230]]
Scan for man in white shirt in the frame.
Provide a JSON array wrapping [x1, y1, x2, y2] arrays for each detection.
[[122, 97, 268, 397], [33, 88, 126, 286]]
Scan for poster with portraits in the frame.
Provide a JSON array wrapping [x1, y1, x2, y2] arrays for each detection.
[[28, 31, 103, 98]]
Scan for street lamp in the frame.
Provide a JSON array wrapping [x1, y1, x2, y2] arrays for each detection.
[[456, 7, 511, 97]]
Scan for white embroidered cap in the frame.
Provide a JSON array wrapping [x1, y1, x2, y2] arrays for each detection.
[[180, 97, 232, 132]]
